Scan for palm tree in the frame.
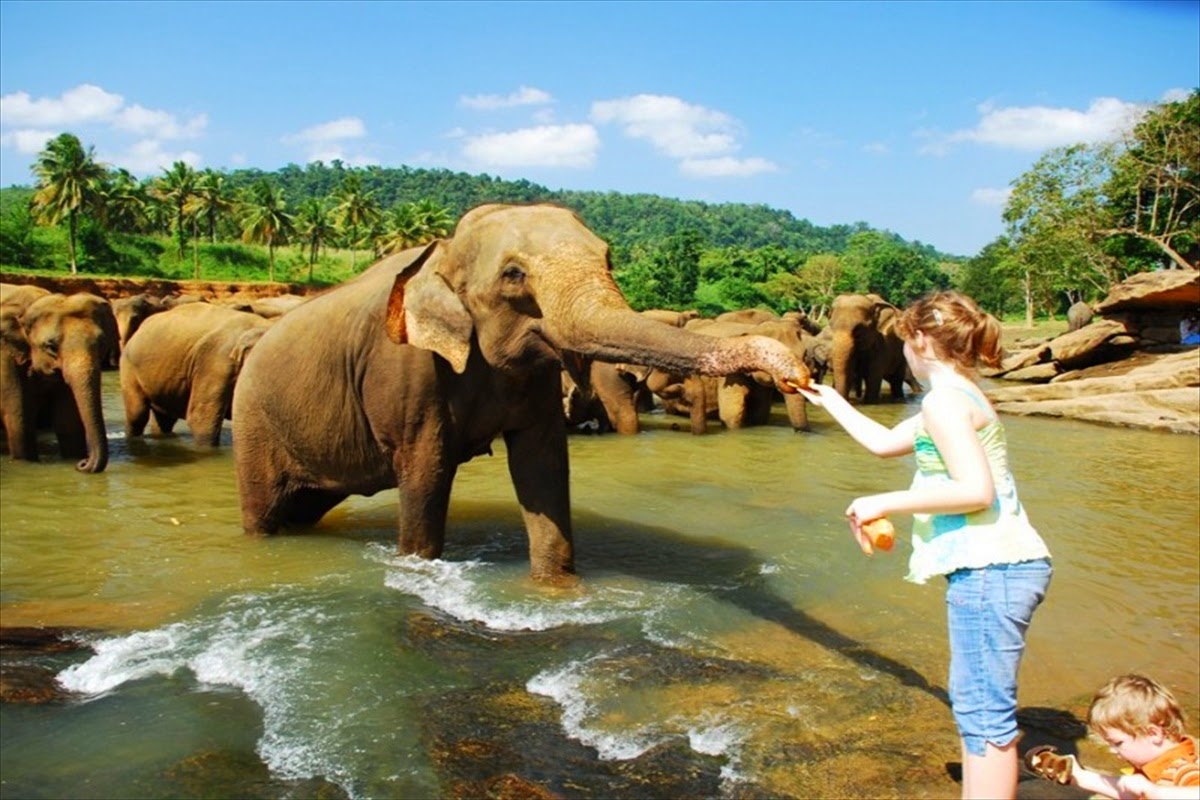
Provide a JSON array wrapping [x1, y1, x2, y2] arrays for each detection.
[[412, 198, 454, 241], [294, 197, 335, 282], [98, 168, 149, 234], [375, 203, 421, 256], [151, 161, 197, 260], [185, 169, 233, 243], [330, 173, 381, 270], [239, 179, 294, 282], [30, 132, 107, 274]]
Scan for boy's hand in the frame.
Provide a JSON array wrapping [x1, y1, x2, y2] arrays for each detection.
[[1115, 772, 1153, 799]]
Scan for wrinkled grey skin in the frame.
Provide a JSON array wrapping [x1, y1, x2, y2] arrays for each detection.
[[2, 290, 117, 472], [120, 303, 273, 446], [829, 293, 909, 404], [111, 293, 169, 367], [232, 204, 809, 584], [1067, 300, 1094, 332]]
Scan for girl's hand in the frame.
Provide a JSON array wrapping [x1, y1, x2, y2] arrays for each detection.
[[797, 383, 838, 407], [845, 497, 888, 556]]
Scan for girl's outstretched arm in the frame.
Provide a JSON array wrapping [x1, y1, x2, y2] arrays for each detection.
[[800, 383, 917, 458]]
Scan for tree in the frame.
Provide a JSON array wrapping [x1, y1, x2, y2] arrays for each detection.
[[294, 197, 335, 282], [1102, 90, 1199, 269], [239, 180, 294, 282], [331, 174, 381, 270], [98, 168, 148, 234], [151, 161, 197, 260], [958, 237, 1021, 318], [648, 230, 704, 308], [30, 133, 107, 274], [186, 169, 233, 243]]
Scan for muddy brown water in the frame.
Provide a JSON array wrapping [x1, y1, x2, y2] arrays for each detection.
[[1, 372, 1196, 799]]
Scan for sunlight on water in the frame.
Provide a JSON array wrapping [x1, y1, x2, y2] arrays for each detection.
[[1, 376, 1196, 799]]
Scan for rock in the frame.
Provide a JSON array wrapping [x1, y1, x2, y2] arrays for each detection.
[[1048, 319, 1138, 370], [1094, 269, 1199, 314], [1003, 363, 1061, 383], [988, 350, 1200, 433]]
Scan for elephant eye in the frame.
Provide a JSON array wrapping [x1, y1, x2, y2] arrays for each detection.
[[501, 264, 525, 283], [41, 336, 60, 357]]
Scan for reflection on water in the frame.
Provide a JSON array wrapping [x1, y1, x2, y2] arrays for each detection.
[[1, 373, 1197, 798]]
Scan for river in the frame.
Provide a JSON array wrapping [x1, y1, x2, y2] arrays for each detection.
[[1, 372, 1197, 799]]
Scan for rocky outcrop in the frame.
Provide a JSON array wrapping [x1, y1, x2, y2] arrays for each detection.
[[986, 270, 1200, 433]]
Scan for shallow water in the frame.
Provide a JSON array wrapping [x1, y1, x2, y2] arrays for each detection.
[[1, 372, 1197, 798]]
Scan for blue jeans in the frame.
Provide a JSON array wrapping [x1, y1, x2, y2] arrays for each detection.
[[946, 558, 1052, 756]]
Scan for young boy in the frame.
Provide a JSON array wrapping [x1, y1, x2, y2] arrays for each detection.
[[1027, 674, 1199, 799]]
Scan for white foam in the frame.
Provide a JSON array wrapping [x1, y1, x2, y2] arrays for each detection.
[[57, 627, 187, 695], [378, 552, 644, 632]]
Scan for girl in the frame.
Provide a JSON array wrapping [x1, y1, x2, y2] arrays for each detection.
[[799, 290, 1052, 800]]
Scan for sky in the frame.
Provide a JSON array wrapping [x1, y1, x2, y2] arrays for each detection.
[[1, 1, 1197, 257]]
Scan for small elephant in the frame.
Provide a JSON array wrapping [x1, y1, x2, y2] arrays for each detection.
[[828, 293, 909, 403], [1, 288, 117, 472], [111, 293, 169, 366], [120, 303, 273, 446], [1067, 300, 1094, 332], [232, 203, 810, 584]]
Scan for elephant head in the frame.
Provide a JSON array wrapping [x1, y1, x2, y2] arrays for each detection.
[[829, 293, 901, 402], [20, 293, 118, 472], [386, 205, 810, 390]]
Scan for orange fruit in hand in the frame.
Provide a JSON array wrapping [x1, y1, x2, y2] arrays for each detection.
[[861, 518, 895, 551]]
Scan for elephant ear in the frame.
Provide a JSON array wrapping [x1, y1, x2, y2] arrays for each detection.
[[385, 241, 474, 374]]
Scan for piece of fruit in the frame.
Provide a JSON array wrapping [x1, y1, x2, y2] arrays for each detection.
[[861, 518, 895, 551]]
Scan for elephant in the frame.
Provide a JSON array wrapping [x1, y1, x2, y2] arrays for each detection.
[[111, 293, 168, 366], [1067, 300, 1095, 332], [120, 303, 273, 446], [715, 308, 779, 325], [231, 203, 810, 584], [828, 293, 910, 404], [1, 289, 118, 472]]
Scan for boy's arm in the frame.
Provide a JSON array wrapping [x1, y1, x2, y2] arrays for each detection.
[[1122, 774, 1200, 800], [1068, 761, 1127, 799]]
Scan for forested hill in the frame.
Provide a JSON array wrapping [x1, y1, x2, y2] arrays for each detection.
[[222, 161, 950, 259]]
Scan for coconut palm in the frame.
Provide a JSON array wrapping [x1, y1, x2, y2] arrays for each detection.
[[412, 198, 454, 241], [151, 161, 197, 260], [330, 174, 381, 270], [30, 132, 108, 274], [239, 179, 294, 282], [294, 197, 335, 282], [375, 203, 421, 256], [185, 169, 233, 243], [98, 168, 149, 234]]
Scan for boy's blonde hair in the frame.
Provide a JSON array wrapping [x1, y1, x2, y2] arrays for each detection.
[[895, 290, 1003, 373], [1088, 673, 1188, 739]]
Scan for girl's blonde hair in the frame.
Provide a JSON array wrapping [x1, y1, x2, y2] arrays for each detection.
[[895, 290, 1003, 373], [1088, 674, 1189, 739]]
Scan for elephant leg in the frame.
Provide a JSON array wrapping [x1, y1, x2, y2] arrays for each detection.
[[120, 368, 151, 438], [50, 384, 87, 460], [685, 375, 708, 435], [186, 376, 233, 446], [505, 414, 575, 583], [393, 436, 456, 559], [283, 488, 348, 526], [718, 379, 751, 429], [236, 456, 287, 535]]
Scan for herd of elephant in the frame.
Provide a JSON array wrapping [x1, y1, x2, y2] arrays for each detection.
[[0, 204, 921, 583]]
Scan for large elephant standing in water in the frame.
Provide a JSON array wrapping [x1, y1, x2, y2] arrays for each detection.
[[232, 204, 810, 584], [828, 293, 910, 404], [0, 289, 117, 472]]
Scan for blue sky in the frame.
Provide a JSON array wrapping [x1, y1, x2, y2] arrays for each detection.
[[1, 0, 1197, 257]]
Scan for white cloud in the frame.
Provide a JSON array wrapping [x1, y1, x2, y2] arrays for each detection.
[[971, 187, 1012, 207], [591, 94, 738, 159], [863, 141, 890, 155], [460, 86, 553, 110], [0, 84, 124, 127], [1162, 87, 1192, 103], [462, 124, 599, 168], [103, 140, 201, 174], [927, 96, 1150, 154], [282, 117, 367, 145], [115, 105, 207, 139], [679, 156, 777, 178], [0, 129, 57, 154]]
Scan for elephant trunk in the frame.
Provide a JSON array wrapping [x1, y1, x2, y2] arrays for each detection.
[[62, 360, 108, 473], [831, 329, 855, 399], [552, 293, 810, 388]]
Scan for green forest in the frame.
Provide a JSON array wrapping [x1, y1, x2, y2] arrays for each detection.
[[2, 90, 1195, 321]]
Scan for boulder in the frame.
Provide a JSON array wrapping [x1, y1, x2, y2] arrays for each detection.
[[987, 350, 1199, 433], [1094, 269, 1199, 313]]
